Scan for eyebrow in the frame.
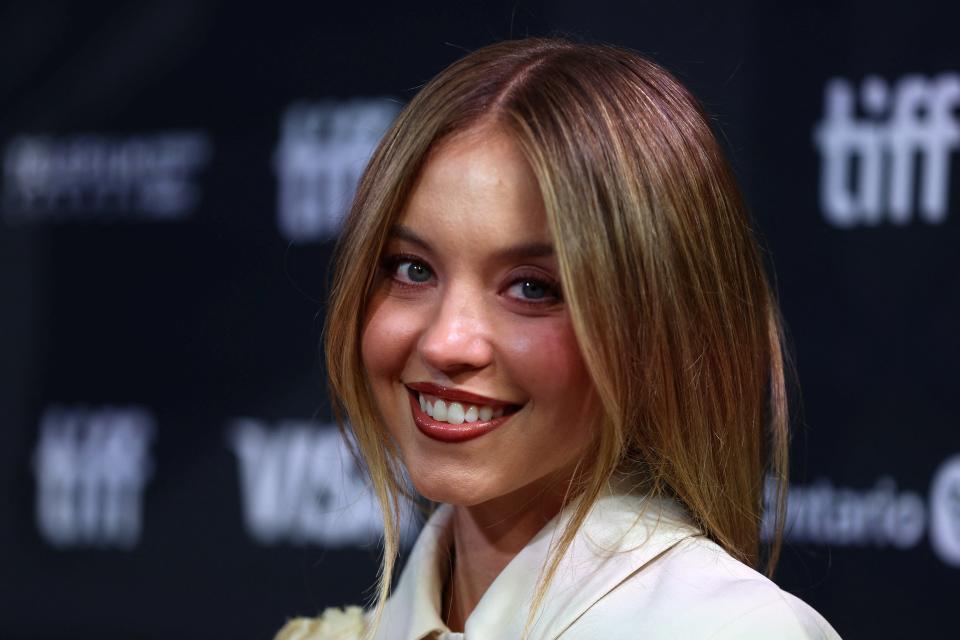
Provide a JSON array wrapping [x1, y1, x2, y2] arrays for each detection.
[[389, 224, 555, 261]]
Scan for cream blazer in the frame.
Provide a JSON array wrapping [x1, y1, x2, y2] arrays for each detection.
[[371, 491, 842, 640]]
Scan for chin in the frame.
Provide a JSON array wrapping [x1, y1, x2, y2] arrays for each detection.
[[406, 464, 494, 507]]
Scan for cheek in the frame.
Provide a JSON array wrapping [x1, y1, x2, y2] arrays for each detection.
[[502, 317, 593, 406], [499, 316, 598, 481], [360, 295, 424, 381]]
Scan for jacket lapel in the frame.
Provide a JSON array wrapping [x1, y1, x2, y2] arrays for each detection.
[[464, 493, 700, 639], [373, 505, 455, 640]]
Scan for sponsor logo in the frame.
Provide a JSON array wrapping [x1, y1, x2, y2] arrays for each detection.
[[274, 99, 400, 242], [930, 455, 960, 567], [228, 418, 415, 547], [762, 476, 925, 548], [2, 132, 211, 221], [763, 456, 960, 567], [32, 405, 155, 549], [813, 73, 960, 226]]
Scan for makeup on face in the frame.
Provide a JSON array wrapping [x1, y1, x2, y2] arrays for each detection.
[[360, 125, 598, 508]]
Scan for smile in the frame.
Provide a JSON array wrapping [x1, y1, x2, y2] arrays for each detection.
[[418, 393, 505, 424], [405, 384, 522, 443]]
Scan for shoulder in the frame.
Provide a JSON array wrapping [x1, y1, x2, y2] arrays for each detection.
[[579, 535, 841, 639]]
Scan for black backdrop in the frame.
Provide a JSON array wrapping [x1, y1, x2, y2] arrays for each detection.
[[1, 1, 958, 638]]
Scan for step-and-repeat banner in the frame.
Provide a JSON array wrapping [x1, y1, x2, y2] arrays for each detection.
[[1, 2, 957, 638]]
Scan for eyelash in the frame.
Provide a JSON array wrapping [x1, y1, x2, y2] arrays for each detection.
[[379, 253, 563, 308]]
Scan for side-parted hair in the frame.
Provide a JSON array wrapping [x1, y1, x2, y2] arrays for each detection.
[[325, 37, 790, 637]]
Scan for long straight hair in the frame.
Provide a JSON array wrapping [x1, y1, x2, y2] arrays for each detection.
[[324, 38, 790, 637]]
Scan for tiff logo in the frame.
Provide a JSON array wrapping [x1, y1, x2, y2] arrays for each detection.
[[228, 418, 415, 547], [273, 99, 400, 242], [32, 406, 155, 549], [814, 73, 960, 227]]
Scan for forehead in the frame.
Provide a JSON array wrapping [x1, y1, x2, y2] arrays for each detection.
[[397, 125, 549, 241]]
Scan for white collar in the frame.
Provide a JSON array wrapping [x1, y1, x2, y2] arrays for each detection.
[[374, 490, 700, 640]]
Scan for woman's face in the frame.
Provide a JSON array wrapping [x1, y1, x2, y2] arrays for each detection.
[[361, 125, 598, 511]]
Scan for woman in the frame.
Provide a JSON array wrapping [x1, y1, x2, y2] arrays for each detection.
[[278, 38, 841, 639]]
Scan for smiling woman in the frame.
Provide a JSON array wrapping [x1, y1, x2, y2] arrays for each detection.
[[361, 126, 598, 522], [278, 38, 842, 639]]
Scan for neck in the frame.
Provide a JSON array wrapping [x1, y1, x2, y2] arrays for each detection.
[[441, 479, 573, 632]]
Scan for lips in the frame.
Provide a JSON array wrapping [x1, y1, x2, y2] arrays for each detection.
[[406, 387, 518, 443]]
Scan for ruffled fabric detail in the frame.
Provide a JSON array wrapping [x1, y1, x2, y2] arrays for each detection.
[[274, 606, 366, 640]]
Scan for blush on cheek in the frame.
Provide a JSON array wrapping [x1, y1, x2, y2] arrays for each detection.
[[361, 297, 419, 376], [504, 320, 591, 387]]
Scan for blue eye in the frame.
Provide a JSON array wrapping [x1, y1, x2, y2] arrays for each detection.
[[518, 280, 546, 299], [381, 254, 434, 286], [506, 276, 561, 304], [398, 260, 432, 283]]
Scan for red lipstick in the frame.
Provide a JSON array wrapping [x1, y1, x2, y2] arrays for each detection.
[[407, 389, 515, 443]]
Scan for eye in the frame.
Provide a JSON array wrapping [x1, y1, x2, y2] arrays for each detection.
[[510, 279, 548, 300], [505, 274, 562, 305], [397, 260, 432, 284], [381, 254, 434, 286]]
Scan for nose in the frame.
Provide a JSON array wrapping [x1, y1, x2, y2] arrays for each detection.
[[418, 284, 494, 376]]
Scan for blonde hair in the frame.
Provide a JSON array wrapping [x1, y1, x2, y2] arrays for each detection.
[[324, 37, 790, 636]]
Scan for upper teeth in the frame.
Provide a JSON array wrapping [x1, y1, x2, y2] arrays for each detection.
[[418, 393, 505, 424]]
